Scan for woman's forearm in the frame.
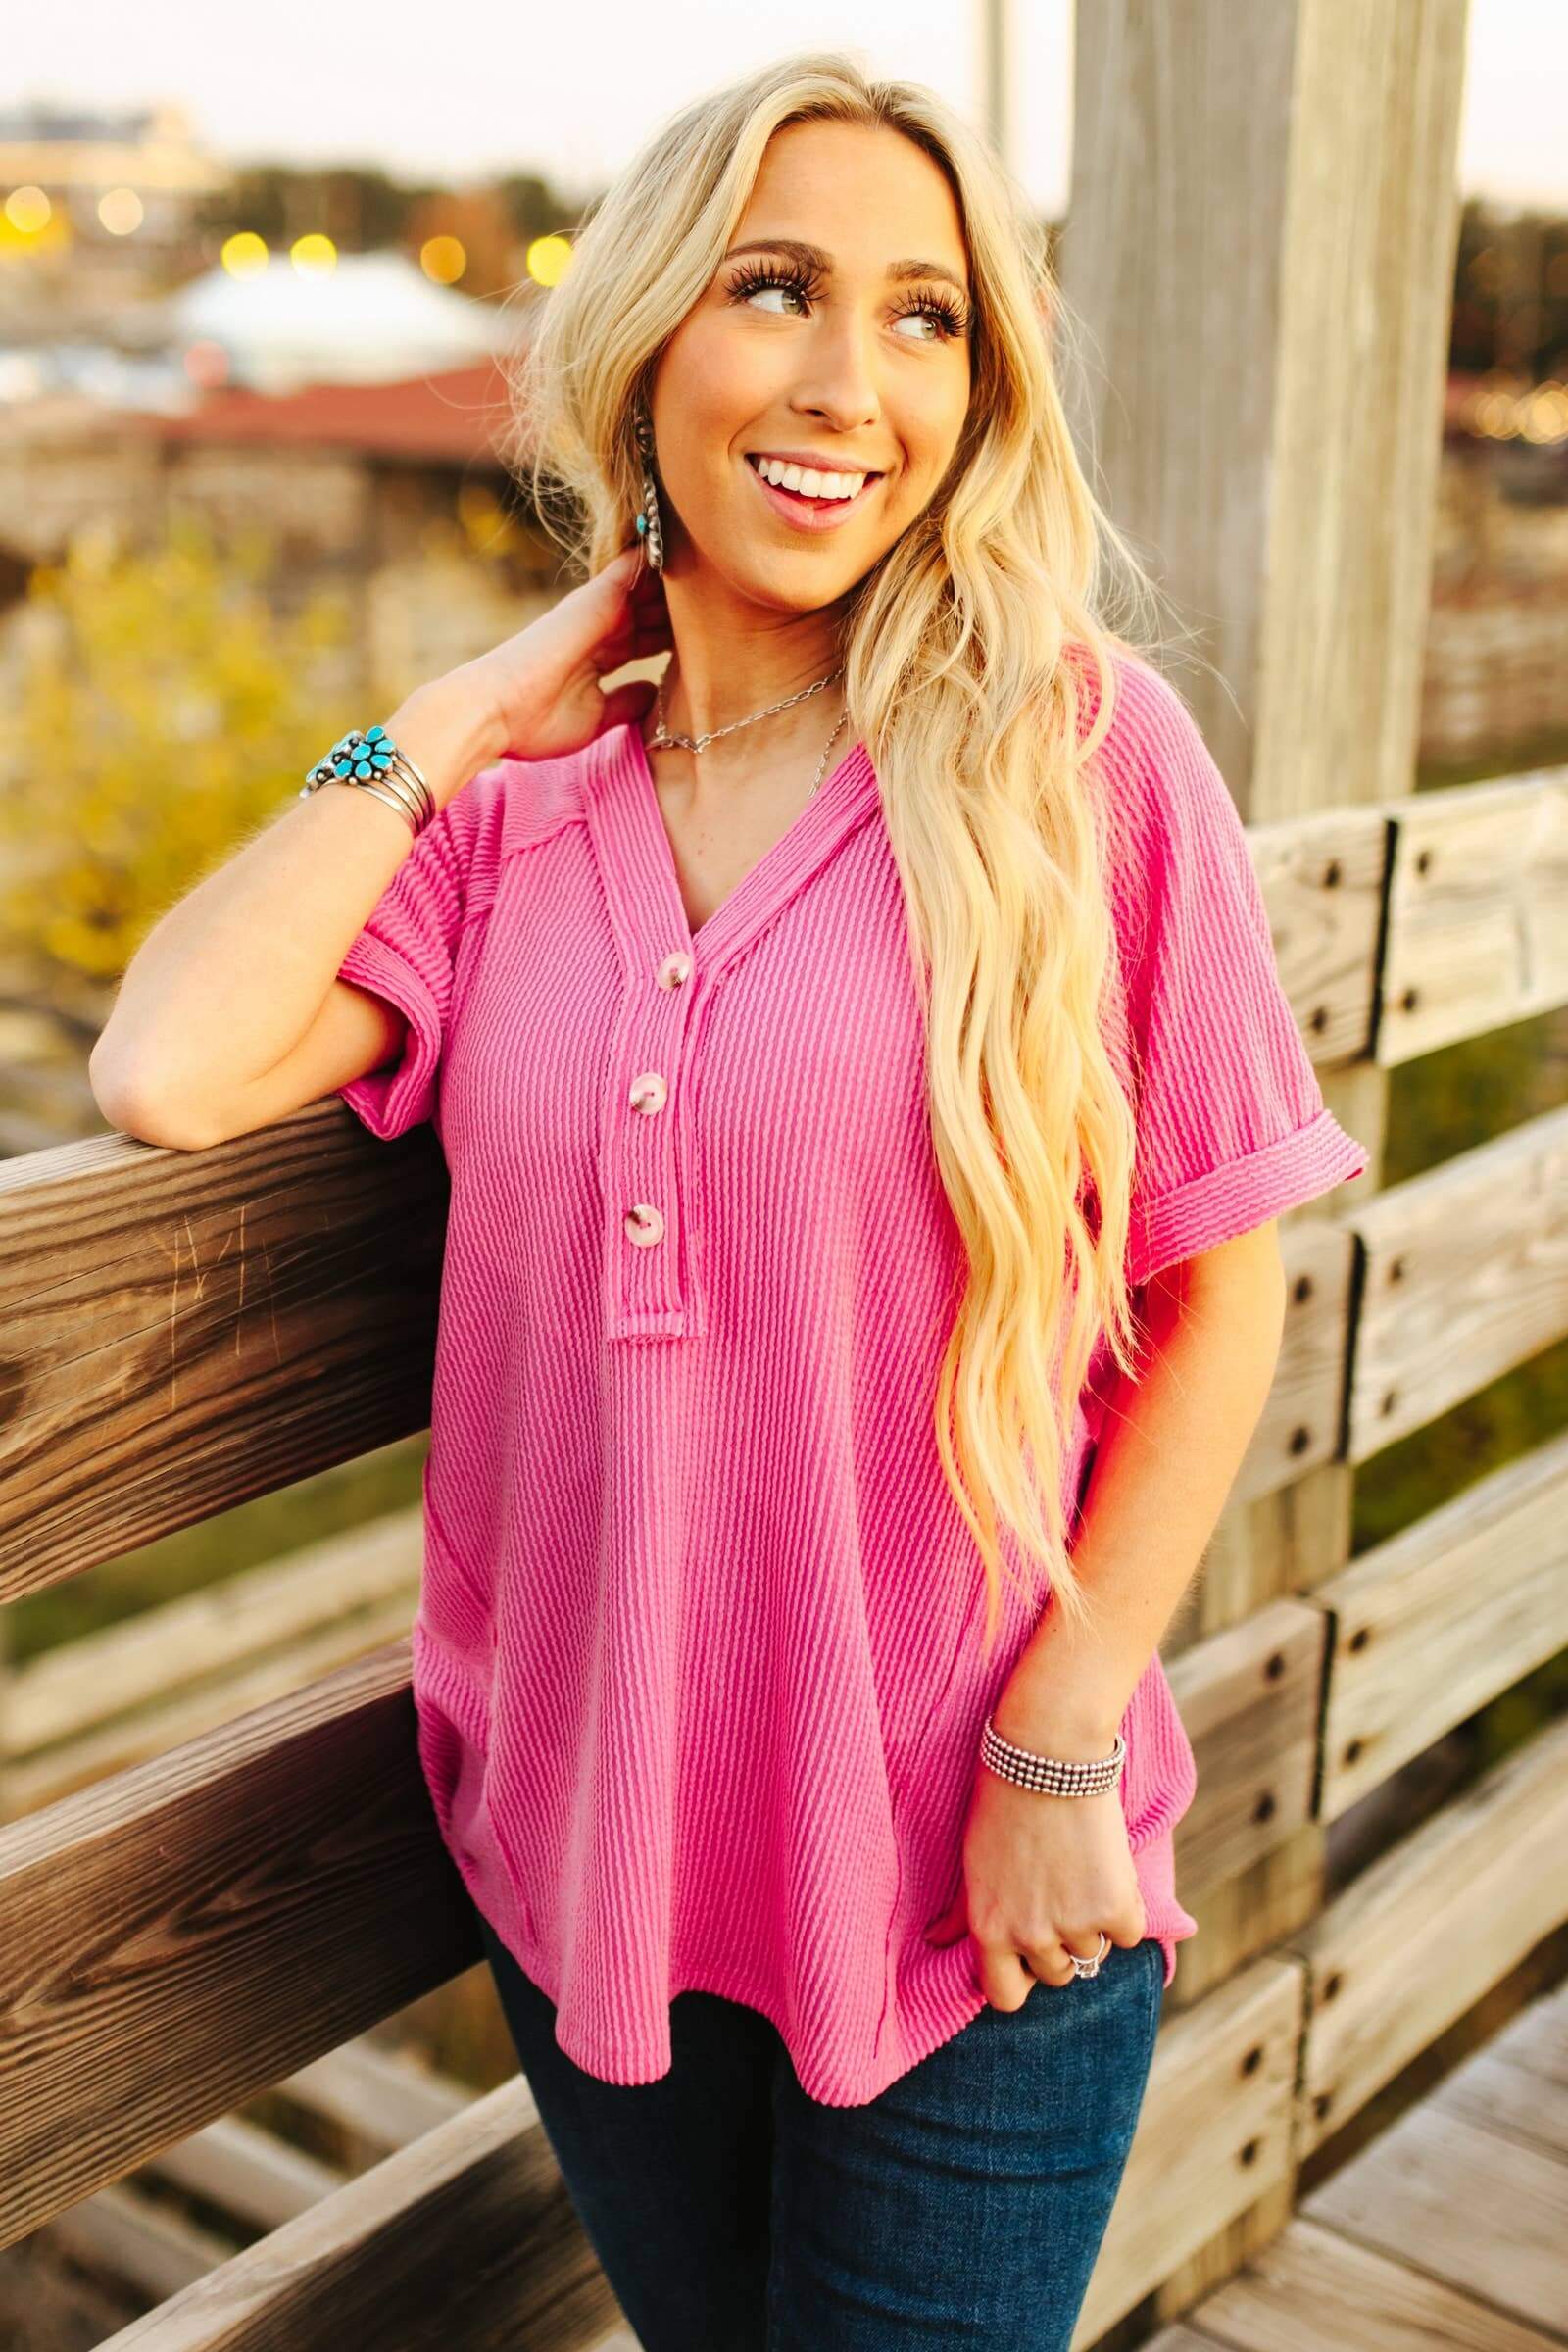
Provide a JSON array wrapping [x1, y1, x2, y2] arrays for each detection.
[[992, 1232, 1289, 1754], [89, 670, 504, 1133]]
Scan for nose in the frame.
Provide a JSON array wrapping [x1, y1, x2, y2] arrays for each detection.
[[787, 311, 881, 438]]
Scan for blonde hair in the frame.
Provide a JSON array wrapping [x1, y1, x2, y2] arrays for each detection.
[[506, 49, 1202, 1658]]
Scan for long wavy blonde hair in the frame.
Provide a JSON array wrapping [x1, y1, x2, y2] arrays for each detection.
[[505, 50, 1200, 1658]]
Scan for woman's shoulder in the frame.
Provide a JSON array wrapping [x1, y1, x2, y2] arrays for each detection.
[[444, 738, 603, 869], [1068, 642, 1210, 792], [1067, 643, 1243, 894]]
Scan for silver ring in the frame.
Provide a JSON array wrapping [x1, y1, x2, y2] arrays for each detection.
[[1068, 1932, 1111, 1979]]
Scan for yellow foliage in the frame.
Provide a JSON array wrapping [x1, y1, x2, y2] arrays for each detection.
[[0, 514, 354, 983]]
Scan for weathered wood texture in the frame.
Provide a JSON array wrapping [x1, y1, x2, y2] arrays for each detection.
[[1345, 1106, 1568, 1458], [1061, 1, 1468, 823], [90, 2082, 619, 2352], [1288, 1714, 1568, 2156], [1141, 1970, 1568, 2349], [1376, 769, 1568, 1062], [0, 1102, 445, 1596], [1312, 1432, 1568, 1819], [0, 1643, 480, 2251]]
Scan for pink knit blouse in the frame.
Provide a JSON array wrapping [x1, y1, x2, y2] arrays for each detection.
[[335, 648, 1367, 2107]]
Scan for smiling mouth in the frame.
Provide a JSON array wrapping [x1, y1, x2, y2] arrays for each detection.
[[744, 453, 884, 516]]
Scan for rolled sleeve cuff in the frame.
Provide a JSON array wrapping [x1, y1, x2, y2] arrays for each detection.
[[336, 926, 443, 1141], [1130, 1106, 1368, 1288]]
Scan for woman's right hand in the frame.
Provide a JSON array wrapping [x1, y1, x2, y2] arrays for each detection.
[[458, 544, 672, 766]]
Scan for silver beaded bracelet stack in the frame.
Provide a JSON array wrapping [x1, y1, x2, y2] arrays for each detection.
[[299, 725, 434, 836], [980, 1716, 1127, 1796]]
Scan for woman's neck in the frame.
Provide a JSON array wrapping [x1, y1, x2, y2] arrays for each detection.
[[643, 677, 849, 795], [652, 573, 846, 745]]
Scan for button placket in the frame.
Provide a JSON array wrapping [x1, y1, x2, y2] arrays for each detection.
[[611, 945, 693, 1330], [583, 722, 882, 1342]]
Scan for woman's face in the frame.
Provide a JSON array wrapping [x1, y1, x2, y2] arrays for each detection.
[[646, 119, 974, 618]]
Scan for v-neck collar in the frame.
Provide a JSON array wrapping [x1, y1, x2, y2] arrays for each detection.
[[585, 718, 881, 985]]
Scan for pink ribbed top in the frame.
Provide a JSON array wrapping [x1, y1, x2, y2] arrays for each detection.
[[335, 648, 1367, 2106]]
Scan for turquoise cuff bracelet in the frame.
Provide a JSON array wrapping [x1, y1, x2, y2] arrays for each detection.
[[299, 724, 435, 835]]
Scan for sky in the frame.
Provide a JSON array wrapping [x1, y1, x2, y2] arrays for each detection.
[[7, 0, 1566, 219]]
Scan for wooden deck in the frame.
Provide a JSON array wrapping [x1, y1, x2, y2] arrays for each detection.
[[1145, 1969, 1568, 2352]]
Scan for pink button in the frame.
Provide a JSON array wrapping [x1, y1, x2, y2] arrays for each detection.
[[629, 1070, 667, 1114], [656, 951, 693, 990], [624, 1202, 665, 1247]]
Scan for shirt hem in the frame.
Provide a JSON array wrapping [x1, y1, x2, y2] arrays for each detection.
[[448, 1823, 1197, 2107]]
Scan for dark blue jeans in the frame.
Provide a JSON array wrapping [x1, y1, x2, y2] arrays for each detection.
[[473, 1907, 1164, 2350]]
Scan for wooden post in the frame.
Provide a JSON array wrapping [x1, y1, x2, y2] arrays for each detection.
[[1057, 0, 1470, 2319]]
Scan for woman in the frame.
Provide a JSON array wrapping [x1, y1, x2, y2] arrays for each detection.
[[90, 51, 1368, 2352]]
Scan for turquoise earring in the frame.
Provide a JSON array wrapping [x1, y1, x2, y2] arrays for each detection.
[[633, 405, 664, 572]]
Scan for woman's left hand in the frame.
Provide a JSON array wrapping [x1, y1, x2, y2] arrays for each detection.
[[922, 1757, 1148, 2011]]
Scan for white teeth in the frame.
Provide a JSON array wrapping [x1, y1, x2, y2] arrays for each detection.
[[750, 454, 869, 501]]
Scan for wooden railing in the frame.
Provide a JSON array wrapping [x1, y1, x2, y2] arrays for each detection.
[[2, 760, 1564, 2347]]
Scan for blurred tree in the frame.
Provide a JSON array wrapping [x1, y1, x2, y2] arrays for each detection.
[[496, 170, 583, 247], [404, 183, 518, 297], [189, 162, 586, 271], [0, 514, 351, 992]]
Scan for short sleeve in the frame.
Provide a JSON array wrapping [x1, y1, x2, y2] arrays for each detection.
[[1098, 662, 1369, 1287], [334, 762, 507, 1140]]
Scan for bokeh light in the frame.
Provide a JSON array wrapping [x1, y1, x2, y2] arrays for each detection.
[[220, 230, 269, 277], [290, 232, 337, 274], [97, 187, 144, 237], [6, 185, 53, 234], [419, 233, 466, 284], [526, 233, 573, 286]]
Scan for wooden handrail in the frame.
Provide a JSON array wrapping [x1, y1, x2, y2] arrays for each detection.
[[0, 1642, 475, 2251], [0, 1101, 446, 1599]]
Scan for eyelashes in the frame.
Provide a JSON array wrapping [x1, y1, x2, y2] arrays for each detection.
[[723, 257, 970, 343]]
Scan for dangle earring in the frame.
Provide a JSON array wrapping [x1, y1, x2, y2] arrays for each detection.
[[632, 403, 664, 573]]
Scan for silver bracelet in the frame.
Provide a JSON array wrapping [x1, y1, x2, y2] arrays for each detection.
[[299, 725, 435, 836], [980, 1716, 1127, 1796]]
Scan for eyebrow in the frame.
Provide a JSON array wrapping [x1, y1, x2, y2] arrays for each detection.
[[721, 236, 970, 301]]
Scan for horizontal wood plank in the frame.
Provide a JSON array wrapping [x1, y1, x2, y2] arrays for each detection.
[[1375, 768, 1568, 1063], [1314, 1430, 1568, 1817], [0, 1642, 479, 2249], [1236, 1220, 1360, 1500], [1246, 808, 1386, 1069], [44, 2180, 236, 2308], [1345, 1105, 1568, 1458], [0, 1104, 446, 1600], [92, 2079, 617, 2352], [1289, 1712, 1568, 2153], [1302, 2099, 1568, 2336], [1, 1591, 421, 1817], [4, 1507, 422, 1755], [1143, 2208, 1564, 2351], [1165, 1600, 1326, 1900]]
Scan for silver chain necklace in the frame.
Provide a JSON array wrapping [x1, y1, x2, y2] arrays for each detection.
[[646, 662, 851, 798]]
